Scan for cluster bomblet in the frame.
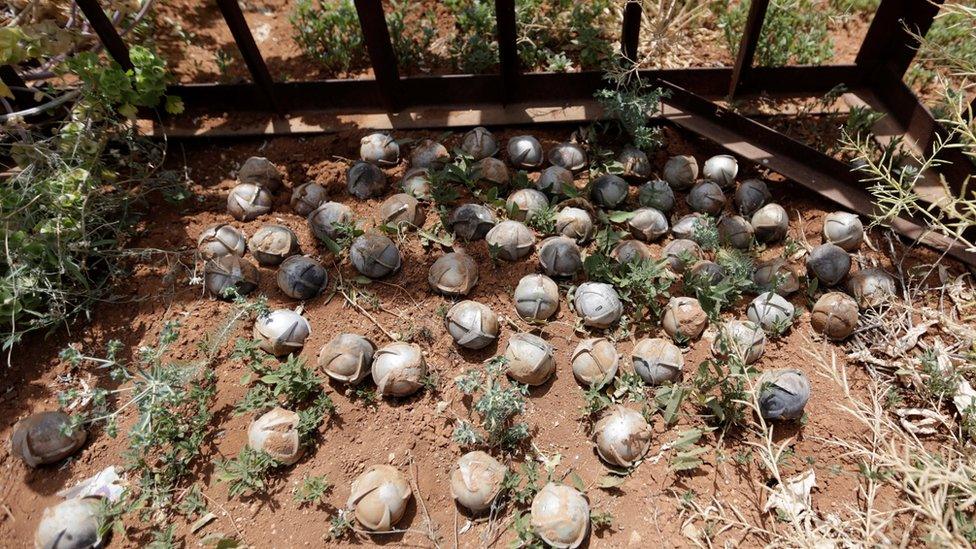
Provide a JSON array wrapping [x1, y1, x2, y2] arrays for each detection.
[[476, 157, 510, 186], [253, 309, 311, 356], [360, 132, 399, 166], [505, 188, 549, 222], [548, 142, 587, 172], [205, 255, 259, 299], [687, 180, 726, 215], [536, 166, 574, 197], [308, 201, 354, 243], [663, 239, 703, 273], [248, 407, 302, 465], [290, 182, 328, 217], [10, 411, 87, 467], [451, 451, 508, 513], [277, 255, 328, 300], [539, 236, 583, 278], [671, 213, 703, 240], [810, 292, 859, 341], [618, 146, 651, 180], [806, 243, 851, 286], [848, 267, 896, 308], [34, 497, 103, 549], [717, 215, 755, 250], [486, 220, 536, 261], [530, 483, 590, 549], [590, 174, 628, 209], [400, 167, 432, 200], [572, 282, 623, 329], [377, 193, 424, 228], [445, 300, 500, 350], [248, 224, 299, 266], [638, 179, 675, 213], [227, 183, 273, 221], [460, 127, 498, 160], [507, 135, 544, 168], [409, 138, 450, 169], [662, 296, 708, 342], [632, 337, 683, 385], [317, 333, 374, 385], [711, 320, 766, 365], [347, 161, 387, 199], [628, 207, 669, 242], [758, 369, 811, 421], [372, 342, 427, 397], [611, 239, 653, 264], [690, 260, 726, 285], [504, 332, 556, 386], [734, 178, 770, 216], [571, 338, 619, 388], [747, 292, 795, 334], [663, 155, 698, 190], [554, 207, 593, 243], [348, 465, 412, 531], [238, 156, 283, 193], [429, 252, 479, 296], [197, 223, 246, 260], [514, 274, 560, 322], [822, 211, 864, 251], [593, 405, 652, 468], [449, 203, 496, 241], [702, 154, 738, 188], [751, 203, 789, 243], [753, 257, 800, 296], [350, 234, 401, 278]]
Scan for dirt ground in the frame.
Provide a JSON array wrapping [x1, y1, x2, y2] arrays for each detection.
[[0, 122, 965, 547]]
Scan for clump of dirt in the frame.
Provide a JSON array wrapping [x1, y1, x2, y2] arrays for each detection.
[[0, 125, 963, 548]]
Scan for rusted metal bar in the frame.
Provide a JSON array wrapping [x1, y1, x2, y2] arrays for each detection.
[[74, 0, 133, 71], [728, 0, 770, 98], [656, 78, 976, 266], [495, 0, 519, 103], [215, 0, 280, 113], [855, 0, 943, 80], [354, 0, 401, 111], [621, 1, 642, 64], [169, 65, 862, 112], [0, 65, 37, 109]]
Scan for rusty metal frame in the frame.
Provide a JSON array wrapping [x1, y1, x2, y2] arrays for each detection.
[[7, 0, 965, 262]]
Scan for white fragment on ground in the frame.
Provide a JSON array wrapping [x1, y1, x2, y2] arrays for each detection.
[[253, 23, 271, 43], [954, 379, 976, 415], [56, 466, 125, 502], [763, 469, 816, 519], [894, 407, 947, 435]]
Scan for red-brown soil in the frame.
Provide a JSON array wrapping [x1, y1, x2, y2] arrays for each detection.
[[0, 123, 964, 547]]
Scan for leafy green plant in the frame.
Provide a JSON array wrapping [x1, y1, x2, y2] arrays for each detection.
[[2, 42, 182, 348], [683, 248, 755, 321], [216, 446, 277, 498], [445, 0, 498, 73], [291, 0, 366, 73], [594, 84, 670, 150], [584, 232, 675, 322], [454, 356, 531, 451], [57, 295, 264, 516], [691, 352, 758, 429], [293, 475, 333, 506], [386, 1, 436, 72], [717, 0, 833, 67]]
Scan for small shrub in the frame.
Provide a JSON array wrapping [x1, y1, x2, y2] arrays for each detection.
[[717, 0, 833, 66], [454, 356, 531, 451], [594, 84, 670, 150], [291, 0, 366, 73], [216, 447, 277, 498], [293, 475, 333, 506]]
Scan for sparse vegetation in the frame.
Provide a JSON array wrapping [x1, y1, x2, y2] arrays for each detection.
[[454, 356, 531, 451], [717, 0, 833, 67]]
